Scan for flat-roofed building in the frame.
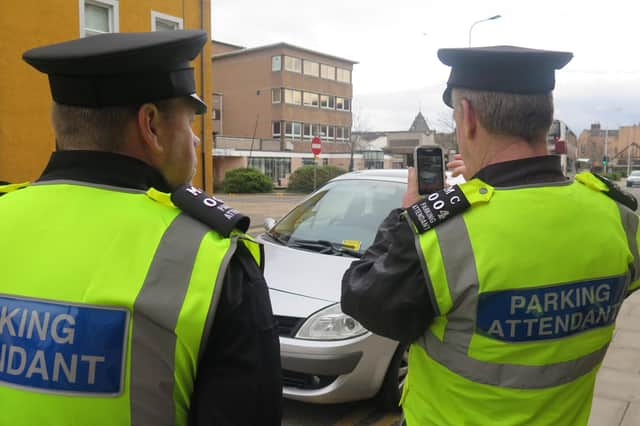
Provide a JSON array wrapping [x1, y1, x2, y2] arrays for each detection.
[[212, 41, 357, 187]]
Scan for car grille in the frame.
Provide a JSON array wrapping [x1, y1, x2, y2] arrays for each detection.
[[282, 369, 337, 390], [274, 315, 304, 337]]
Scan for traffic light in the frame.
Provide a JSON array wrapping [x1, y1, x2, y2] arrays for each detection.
[[603, 155, 608, 166]]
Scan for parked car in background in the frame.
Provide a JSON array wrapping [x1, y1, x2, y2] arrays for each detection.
[[626, 170, 640, 187], [259, 169, 464, 409]]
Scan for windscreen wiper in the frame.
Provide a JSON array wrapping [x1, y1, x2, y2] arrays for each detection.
[[288, 238, 362, 258], [265, 232, 289, 246]]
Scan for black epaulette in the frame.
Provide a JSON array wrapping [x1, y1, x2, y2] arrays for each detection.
[[592, 174, 638, 211], [405, 185, 472, 233], [170, 185, 250, 237]]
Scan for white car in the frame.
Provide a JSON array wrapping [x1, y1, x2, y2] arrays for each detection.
[[627, 170, 640, 187], [259, 169, 463, 408]]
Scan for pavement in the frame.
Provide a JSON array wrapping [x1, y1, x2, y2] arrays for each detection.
[[590, 291, 640, 425]]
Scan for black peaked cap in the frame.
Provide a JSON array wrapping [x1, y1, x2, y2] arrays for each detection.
[[438, 45, 573, 107], [23, 30, 208, 113]]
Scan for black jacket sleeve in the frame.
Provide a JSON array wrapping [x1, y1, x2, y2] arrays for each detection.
[[189, 243, 282, 426], [341, 208, 436, 345]]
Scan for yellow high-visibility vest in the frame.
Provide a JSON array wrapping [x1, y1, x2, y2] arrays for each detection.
[[0, 180, 261, 426], [402, 173, 639, 425]]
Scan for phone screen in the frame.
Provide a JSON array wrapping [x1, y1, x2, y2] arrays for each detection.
[[415, 147, 444, 195]]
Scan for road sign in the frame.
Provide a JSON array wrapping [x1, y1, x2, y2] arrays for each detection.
[[311, 136, 322, 155]]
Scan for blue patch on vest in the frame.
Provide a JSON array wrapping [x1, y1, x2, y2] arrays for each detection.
[[476, 277, 627, 342], [0, 295, 129, 395]]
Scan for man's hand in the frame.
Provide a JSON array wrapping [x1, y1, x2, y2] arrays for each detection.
[[402, 167, 421, 208], [447, 153, 467, 178]]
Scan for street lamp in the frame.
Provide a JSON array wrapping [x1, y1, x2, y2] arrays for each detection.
[[468, 15, 501, 47]]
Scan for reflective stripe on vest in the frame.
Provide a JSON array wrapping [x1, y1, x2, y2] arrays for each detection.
[[414, 187, 636, 389], [130, 213, 234, 425]]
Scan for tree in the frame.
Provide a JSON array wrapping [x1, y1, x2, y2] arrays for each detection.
[[349, 107, 370, 171], [433, 112, 458, 159]]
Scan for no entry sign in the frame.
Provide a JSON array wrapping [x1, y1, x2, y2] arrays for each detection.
[[311, 136, 322, 155]]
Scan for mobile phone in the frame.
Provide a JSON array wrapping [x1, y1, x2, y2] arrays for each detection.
[[414, 145, 445, 195]]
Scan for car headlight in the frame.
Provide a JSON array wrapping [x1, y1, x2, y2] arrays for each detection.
[[295, 303, 367, 340]]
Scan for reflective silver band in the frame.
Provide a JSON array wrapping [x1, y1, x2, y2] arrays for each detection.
[[419, 212, 609, 389], [617, 204, 640, 283], [31, 179, 147, 194], [130, 213, 210, 426], [423, 332, 608, 389], [434, 215, 478, 349]]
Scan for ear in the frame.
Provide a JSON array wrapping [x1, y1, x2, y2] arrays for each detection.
[[460, 98, 477, 142], [136, 103, 164, 156]]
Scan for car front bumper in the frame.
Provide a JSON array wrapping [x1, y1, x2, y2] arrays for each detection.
[[280, 332, 399, 404]]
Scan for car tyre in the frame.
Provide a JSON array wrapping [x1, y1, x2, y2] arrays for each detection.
[[376, 343, 408, 411]]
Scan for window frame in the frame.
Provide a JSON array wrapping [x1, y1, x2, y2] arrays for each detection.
[[271, 88, 281, 104], [79, 0, 119, 37], [303, 91, 319, 108], [303, 123, 313, 139], [303, 60, 319, 77], [285, 121, 302, 139], [284, 56, 302, 73], [272, 55, 282, 72], [337, 68, 351, 83], [284, 89, 302, 105], [272, 121, 281, 138], [151, 10, 183, 31], [320, 64, 336, 80]]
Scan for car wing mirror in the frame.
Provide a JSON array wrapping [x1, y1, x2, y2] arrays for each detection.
[[264, 217, 276, 232]]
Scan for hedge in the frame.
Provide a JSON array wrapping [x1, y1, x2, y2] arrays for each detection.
[[287, 165, 347, 193], [222, 168, 273, 193]]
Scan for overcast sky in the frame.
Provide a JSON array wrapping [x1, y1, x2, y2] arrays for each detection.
[[212, 0, 640, 134]]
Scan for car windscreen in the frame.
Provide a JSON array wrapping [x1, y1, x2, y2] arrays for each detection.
[[268, 179, 405, 254]]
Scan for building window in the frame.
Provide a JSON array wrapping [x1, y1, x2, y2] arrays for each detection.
[[284, 56, 302, 73], [320, 64, 335, 80], [336, 127, 349, 142], [80, 0, 119, 37], [248, 157, 291, 181], [272, 121, 281, 138], [303, 92, 319, 108], [212, 109, 221, 120], [271, 88, 281, 104], [336, 97, 351, 111], [303, 123, 312, 139], [320, 94, 336, 110], [328, 126, 335, 139], [337, 68, 351, 83], [272, 55, 282, 72], [363, 150, 384, 169], [302, 158, 316, 165], [303, 60, 319, 77], [151, 11, 183, 31], [284, 89, 302, 105], [285, 121, 302, 139]]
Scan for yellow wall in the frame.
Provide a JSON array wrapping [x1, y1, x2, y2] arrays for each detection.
[[0, 0, 213, 192]]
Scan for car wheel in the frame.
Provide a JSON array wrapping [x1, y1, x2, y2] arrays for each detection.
[[376, 343, 408, 411]]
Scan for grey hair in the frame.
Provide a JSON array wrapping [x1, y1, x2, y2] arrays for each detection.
[[51, 102, 139, 151], [451, 88, 554, 143]]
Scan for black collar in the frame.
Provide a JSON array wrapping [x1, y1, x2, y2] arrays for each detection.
[[38, 151, 172, 192], [472, 155, 567, 187]]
